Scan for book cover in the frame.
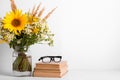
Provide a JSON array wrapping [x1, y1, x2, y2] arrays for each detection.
[[34, 66, 68, 73], [33, 68, 68, 78], [35, 61, 67, 69]]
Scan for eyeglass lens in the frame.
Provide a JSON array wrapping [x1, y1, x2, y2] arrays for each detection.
[[42, 57, 51, 63], [54, 57, 61, 62]]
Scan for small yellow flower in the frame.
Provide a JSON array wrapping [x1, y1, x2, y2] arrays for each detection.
[[32, 28, 39, 34], [3, 10, 27, 35], [28, 15, 39, 24]]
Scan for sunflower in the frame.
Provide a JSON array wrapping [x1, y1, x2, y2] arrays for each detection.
[[3, 10, 27, 35]]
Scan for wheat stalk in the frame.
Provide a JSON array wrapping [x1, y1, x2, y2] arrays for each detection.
[[32, 5, 36, 15], [0, 18, 2, 21], [42, 7, 57, 21], [38, 7, 45, 17], [33, 3, 41, 16], [10, 0, 17, 12]]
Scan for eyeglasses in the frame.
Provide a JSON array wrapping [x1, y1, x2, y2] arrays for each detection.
[[38, 56, 62, 63]]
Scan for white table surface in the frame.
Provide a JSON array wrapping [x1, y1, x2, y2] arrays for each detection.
[[0, 70, 120, 80]]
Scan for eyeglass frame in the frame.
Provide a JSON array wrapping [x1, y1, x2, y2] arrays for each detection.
[[38, 56, 62, 63]]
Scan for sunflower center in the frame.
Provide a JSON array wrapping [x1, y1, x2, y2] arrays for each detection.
[[11, 19, 21, 27]]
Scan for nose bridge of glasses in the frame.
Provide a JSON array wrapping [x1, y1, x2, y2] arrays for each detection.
[[51, 57, 54, 61]]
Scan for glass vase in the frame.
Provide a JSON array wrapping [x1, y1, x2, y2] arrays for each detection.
[[12, 46, 32, 77]]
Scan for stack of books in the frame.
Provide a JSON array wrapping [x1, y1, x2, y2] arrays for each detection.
[[33, 61, 68, 78]]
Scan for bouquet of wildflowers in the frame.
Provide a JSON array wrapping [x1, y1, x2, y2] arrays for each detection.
[[0, 0, 55, 73], [0, 0, 55, 50]]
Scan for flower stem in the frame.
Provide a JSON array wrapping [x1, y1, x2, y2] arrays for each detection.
[[13, 53, 32, 72]]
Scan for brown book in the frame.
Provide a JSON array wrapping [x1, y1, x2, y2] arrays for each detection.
[[34, 66, 68, 73], [33, 71, 68, 78], [35, 61, 67, 69], [33, 67, 68, 78]]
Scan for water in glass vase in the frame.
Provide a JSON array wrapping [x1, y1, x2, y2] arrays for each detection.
[[12, 46, 32, 77]]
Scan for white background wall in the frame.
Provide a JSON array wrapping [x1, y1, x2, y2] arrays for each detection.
[[0, 0, 120, 75]]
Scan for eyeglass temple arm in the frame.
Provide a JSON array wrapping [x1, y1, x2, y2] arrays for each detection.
[[38, 58, 42, 61], [55, 56, 62, 58]]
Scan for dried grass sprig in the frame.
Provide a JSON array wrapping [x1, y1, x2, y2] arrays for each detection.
[[0, 18, 2, 21], [33, 3, 41, 16], [32, 5, 36, 15], [38, 7, 45, 17], [42, 7, 57, 21], [10, 0, 17, 12]]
